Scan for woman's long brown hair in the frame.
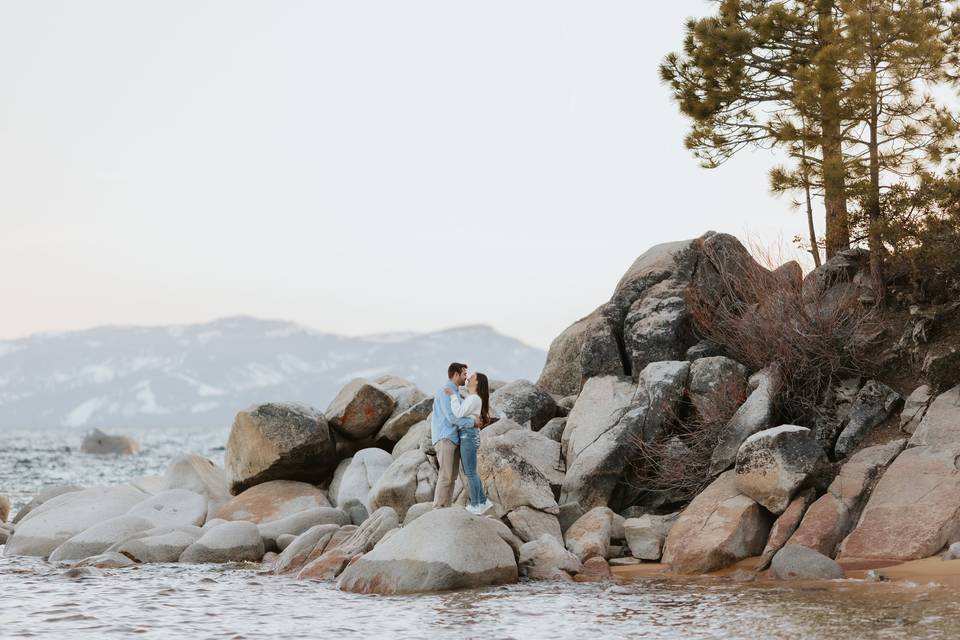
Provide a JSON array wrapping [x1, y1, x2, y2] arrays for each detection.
[[476, 373, 490, 428]]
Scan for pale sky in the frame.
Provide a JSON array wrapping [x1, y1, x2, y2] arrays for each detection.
[[0, 1, 813, 349]]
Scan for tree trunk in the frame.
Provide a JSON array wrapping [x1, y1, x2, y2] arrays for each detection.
[[867, 24, 885, 305], [817, 0, 850, 259]]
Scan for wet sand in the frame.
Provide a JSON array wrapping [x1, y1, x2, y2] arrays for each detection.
[[612, 554, 960, 588]]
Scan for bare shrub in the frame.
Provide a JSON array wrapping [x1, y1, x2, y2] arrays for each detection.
[[628, 381, 746, 507], [688, 241, 877, 425]]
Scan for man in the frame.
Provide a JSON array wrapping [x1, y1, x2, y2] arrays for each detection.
[[431, 362, 476, 508]]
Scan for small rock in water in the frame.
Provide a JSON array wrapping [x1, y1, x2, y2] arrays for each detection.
[[574, 557, 613, 582], [0, 495, 9, 523], [942, 542, 960, 561], [61, 567, 101, 579], [80, 429, 140, 455]]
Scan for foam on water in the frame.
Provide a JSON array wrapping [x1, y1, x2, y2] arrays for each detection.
[[3, 427, 960, 639]]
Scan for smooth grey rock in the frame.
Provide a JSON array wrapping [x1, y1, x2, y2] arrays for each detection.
[[48, 515, 155, 563], [402, 502, 434, 526], [128, 489, 207, 528], [5, 486, 146, 558], [336, 508, 518, 594], [710, 366, 778, 475], [909, 384, 960, 447], [276, 534, 297, 552], [257, 507, 350, 551], [558, 502, 585, 534], [203, 518, 227, 530], [900, 385, 932, 435], [118, 528, 202, 563], [477, 429, 558, 518], [539, 418, 566, 443], [835, 381, 902, 457], [519, 534, 582, 580], [160, 454, 231, 515], [506, 507, 563, 544], [624, 513, 679, 561], [179, 521, 265, 563], [11, 485, 83, 525], [490, 380, 558, 430], [225, 402, 337, 493], [564, 507, 613, 563], [340, 498, 369, 525], [771, 544, 844, 580], [392, 419, 426, 458], [329, 448, 393, 508], [71, 551, 135, 569], [80, 429, 140, 455], [367, 450, 437, 520]]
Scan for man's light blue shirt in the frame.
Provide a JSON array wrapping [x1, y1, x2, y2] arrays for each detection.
[[431, 381, 475, 445]]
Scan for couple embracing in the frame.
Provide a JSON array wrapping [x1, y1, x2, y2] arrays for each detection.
[[430, 362, 495, 515]]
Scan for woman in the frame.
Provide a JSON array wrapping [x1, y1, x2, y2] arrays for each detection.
[[446, 372, 495, 515]]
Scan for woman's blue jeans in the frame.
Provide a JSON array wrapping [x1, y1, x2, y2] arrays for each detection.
[[458, 426, 486, 507]]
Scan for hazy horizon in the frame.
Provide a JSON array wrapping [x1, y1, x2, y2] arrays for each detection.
[[1, 1, 814, 350]]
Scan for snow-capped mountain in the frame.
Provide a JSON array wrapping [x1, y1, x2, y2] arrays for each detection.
[[0, 317, 546, 429]]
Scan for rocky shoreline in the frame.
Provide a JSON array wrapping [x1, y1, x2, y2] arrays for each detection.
[[3, 231, 960, 594]]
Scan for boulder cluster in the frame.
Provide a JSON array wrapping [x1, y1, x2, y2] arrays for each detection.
[[5, 232, 960, 590]]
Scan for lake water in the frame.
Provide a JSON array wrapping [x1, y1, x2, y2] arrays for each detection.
[[2, 427, 959, 640]]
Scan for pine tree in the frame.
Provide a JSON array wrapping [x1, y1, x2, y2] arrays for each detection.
[[660, 0, 854, 258]]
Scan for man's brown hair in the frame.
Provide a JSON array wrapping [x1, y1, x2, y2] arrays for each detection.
[[447, 362, 468, 378]]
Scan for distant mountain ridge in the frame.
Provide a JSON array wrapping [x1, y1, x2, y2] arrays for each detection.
[[0, 316, 546, 429]]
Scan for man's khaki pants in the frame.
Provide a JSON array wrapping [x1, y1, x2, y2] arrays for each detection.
[[433, 438, 460, 508]]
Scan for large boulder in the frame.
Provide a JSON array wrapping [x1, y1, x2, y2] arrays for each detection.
[[662, 471, 771, 574], [561, 362, 688, 510], [48, 514, 155, 563], [215, 480, 331, 524], [518, 534, 582, 581], [328, 448, 393, 508], [337, 508, 518, 594], [224, 402, 337, 493], [366, 450, 436, 520], [537, 233, 767, 397], [179, 521, 265, 563], [485, 428, 563, 488], [128, 489, 207, 528], [80, 429, 140, 455], [771, 544, 844, 580], [838, 445, 960, 562], [489, 380, 558, 430], [298, 506, 400, 580], [11, 485, 83, 525], [160, 454, 231, 515], [624, 513, 679, 561], [325, 379, 396, 440], [734, 426, 826, 514], [709, 366, 778, 475], [787, 439, 904, 557], [564, 507, 613, 563], [834, 380, 902, 457], [909, 384, 960, 447], [476, 431, 558, 519], [5, 486, 146, 557]]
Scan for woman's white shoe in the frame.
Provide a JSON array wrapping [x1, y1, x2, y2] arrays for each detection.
[[465, 504, 480, 515], [476, 500, 494, 514]]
